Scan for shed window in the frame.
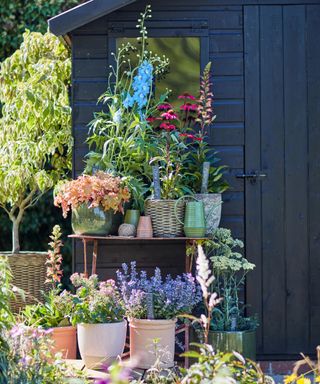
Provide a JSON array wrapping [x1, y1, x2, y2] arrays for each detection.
[[117, 37, 200, 102]]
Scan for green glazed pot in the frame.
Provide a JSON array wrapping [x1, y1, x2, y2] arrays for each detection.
[[124, 209, 140, 228], [72, 203, 113, 236], [208, 330, 256, 360]]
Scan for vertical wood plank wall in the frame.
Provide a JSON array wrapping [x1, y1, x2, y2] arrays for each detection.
[[244, 4, 320, 358], [70, 0, 320, 358], [70, 0, 244, 277]]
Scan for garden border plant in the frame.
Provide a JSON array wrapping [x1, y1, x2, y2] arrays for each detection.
[[0, 30, 72, 253]]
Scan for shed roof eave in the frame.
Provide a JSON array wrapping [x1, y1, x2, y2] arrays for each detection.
[[48, 0, 137, 37]]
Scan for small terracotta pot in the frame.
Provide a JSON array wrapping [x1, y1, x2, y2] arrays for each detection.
[[51, 326, 77, 359], [129, 318, 176, 369], [137, 216, 153, 238]]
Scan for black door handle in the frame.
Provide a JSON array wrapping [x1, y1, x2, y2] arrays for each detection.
[[236, 171, 267, 183]]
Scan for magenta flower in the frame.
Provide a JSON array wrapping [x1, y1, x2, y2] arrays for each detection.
[[180, 103, 198, 112], [178, 92, 196, 100], [161, 110, 178, 120], [157, 103, 172, 111], [160, 122, 176, 131]]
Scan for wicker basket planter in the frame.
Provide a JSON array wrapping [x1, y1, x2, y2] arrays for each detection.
[[3, 252, 48, 313], [145, 199, 185, 237]]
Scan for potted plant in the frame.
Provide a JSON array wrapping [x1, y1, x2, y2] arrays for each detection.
[[85, 6, 169, 210], [70, 273, 126, 369], [202, 228, 258, 359], [179, 63, 228, 235], [0, 30, 72, 310], [21, 225, 77, 359], [116, 262, 201, 369], [54, 172, 130, 236]]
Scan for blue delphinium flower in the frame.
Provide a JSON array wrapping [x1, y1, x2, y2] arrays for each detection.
[[123, 60, 153, 111]]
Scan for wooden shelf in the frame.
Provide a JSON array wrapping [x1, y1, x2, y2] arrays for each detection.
[[69, 234, 207, 241], [69, 234, 205, 276]]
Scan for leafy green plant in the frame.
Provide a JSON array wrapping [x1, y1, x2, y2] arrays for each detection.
[[204, 228, 257, 332], [85, 5, 169, 196], [21, 225, 74, 328], [0, 30, 72, 253], [0, 257, 14, 381], [182, 62, 228, 194], [182, 345, 264, 383], [0, 0, 83, 59]]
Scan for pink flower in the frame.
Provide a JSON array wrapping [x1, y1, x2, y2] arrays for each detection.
[[161, 110, 178, 120], [160, 122, 176, 131], [180, 103, 198, 112], [157, 103, 172, 111], [178, 92, 196, 100], [147, 117, 157, 122]]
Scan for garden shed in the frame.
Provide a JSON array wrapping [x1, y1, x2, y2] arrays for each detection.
[[49, 0, 320, 361]]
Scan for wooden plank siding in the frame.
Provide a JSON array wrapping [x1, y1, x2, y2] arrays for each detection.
[[71, 0, 245, 280], [69, 0, 320, 358], [245, 4, 320, 358]]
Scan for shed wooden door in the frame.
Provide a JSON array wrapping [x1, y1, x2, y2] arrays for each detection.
[[244, 4, 320, 359]]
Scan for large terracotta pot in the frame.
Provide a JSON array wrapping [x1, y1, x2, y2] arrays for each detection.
[[77, 321, 127, 369], [51, 326, 77, 359], [129, 318, 176, 369]]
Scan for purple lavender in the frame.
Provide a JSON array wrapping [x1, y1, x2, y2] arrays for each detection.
[[116, 262, 201, 319]]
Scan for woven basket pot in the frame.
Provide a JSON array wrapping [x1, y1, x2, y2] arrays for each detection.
[[145, 199, 185, 238], [3, 252, 48, 313]]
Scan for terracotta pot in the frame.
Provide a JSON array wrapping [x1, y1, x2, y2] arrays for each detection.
[[129, 318, 176, 369], [77, 321, 127, 369], [51, 326, 77, 359], [136, 216, 153, 238]]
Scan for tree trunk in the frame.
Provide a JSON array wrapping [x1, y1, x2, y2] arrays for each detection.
[[12, 218, 21, 254]]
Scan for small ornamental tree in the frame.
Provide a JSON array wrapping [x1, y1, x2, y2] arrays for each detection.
[[0, 30, 72, 253]]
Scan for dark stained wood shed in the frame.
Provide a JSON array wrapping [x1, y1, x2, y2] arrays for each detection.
[[49, 0, 320, 360]]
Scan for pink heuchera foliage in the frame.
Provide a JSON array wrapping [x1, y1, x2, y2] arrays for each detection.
[[54, 172, 130, 218]]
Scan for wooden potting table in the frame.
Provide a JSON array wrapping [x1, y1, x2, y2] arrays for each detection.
[[68, 234, 206, 276]]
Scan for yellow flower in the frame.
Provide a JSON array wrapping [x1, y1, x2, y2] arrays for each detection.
[[315, 376, 320, 382], [284, 374, 297, 384], [297, 378, 311, 384]]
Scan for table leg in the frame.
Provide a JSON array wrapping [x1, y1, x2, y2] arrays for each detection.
[[82, 239, 88, 277], [92, 240, 98, 275], [184, 323, 190, 368]]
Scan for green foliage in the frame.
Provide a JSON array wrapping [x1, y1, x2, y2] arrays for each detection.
[[0, 257, 14, 381], [182, 344, 264, 383], [0, 0, 82, 59], [183, 146, 229, 194], [204, 228, 258, 332], [0, 30, 72, 252], [85, 6, 171, 207], [22, 289, 74, 329]]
